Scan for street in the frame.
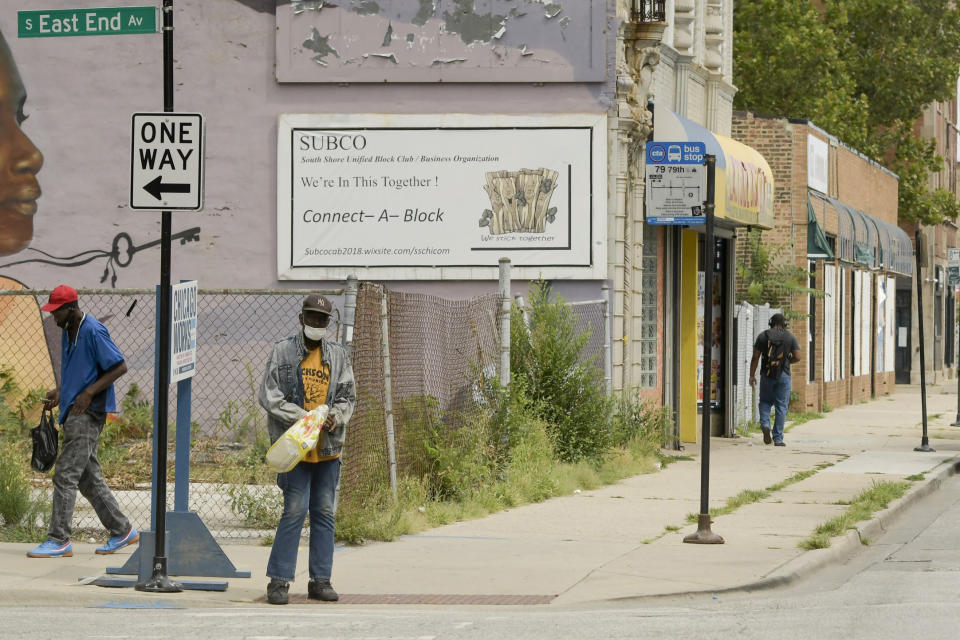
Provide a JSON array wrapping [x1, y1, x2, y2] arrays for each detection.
[[4, 473, 959, 640]]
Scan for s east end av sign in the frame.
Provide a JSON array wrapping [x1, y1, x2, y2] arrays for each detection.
[[276, 114, 608, 281]]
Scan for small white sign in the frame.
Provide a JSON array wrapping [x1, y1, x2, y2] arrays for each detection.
[[170, 280, 198, 383], [949, 248, 960, 268], [897, 326, 907, 348], [807, 134, 829, 194], [130, 112, 204, 210]]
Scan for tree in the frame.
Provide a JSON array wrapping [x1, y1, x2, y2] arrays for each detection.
[[733, 0, 960, 225], [736, 229, 821, 319]]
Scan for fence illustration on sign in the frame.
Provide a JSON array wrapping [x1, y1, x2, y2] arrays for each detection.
[[479, 168, 560, 235]]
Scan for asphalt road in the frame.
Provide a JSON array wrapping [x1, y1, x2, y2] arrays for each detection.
[[4, 474, 960, 640]]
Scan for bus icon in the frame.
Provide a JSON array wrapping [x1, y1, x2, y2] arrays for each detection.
[[667, 145, 682, 162]]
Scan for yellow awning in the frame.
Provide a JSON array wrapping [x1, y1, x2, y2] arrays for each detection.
[[654, 109, 774, 229]]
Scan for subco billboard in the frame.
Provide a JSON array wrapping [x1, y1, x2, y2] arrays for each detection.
[[276, 114, 608, 281]]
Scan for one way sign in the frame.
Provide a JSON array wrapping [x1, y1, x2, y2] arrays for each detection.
[[130, 112, 204, 210]]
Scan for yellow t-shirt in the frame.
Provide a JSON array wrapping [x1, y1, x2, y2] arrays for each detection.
[[301, 346, 338, 463]]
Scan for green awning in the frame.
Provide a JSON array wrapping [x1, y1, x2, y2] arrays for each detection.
[[807, 196, 835, 260]]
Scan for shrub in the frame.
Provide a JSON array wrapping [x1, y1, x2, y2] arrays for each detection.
[[610, 390, 672, 453], [0, 443, 31, 527], [510, 281, 612, 462]]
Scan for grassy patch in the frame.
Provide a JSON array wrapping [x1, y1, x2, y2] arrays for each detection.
[[684, 462, 837, 524], [905, 473, 925, 481], [798, 480, 910, 550], [786, 411, 824, 427]]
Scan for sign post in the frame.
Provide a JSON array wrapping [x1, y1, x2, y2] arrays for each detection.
[[135, 0, 182, 593], [684, 154, 724, 545], [915, 230, 935, 453]]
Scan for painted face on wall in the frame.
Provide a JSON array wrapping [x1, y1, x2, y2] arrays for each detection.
[[0, 31, 43, 257]]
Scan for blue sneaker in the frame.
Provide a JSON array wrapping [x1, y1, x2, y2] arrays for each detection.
[[27, 539, 73, 558], [95, 527, 139, 555]]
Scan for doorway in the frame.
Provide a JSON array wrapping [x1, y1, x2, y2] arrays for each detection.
[[895, 282, 911, 384]]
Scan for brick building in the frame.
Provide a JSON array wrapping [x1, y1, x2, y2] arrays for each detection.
[[732, 112, 912, 413]]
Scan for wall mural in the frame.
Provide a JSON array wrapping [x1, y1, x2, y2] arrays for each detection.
[[0, 27, 202, 289]]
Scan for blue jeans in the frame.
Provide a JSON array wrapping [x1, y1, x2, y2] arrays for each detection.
[[758, 373, 791, 444], [266, 457, 341, 582]]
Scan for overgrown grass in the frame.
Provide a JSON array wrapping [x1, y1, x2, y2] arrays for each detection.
[[798, 480, 910, 550]]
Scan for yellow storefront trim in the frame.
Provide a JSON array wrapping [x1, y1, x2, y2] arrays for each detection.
[[678, 230, 699, 443]]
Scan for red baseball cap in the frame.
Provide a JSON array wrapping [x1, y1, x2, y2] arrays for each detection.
[[41, 285, 78, 312]]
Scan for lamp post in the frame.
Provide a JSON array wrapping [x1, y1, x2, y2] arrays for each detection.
[[915, 229, 935, 453]]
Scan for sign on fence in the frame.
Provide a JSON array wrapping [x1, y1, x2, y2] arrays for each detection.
[[170, 281, 197, 383]]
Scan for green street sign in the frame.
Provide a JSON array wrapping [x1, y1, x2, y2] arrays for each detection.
[[18, 7, 157, 38]]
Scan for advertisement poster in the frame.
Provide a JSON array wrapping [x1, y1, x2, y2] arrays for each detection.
[[277, 114, 606, 280]]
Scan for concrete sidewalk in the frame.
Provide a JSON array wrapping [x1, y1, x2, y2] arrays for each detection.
[[2, 384, 959, 608]]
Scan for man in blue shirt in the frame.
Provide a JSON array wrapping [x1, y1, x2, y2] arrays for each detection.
[[26, 285, 138, 558]]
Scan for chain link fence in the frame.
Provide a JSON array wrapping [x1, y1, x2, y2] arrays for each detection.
[[1, 279, 608, 541]]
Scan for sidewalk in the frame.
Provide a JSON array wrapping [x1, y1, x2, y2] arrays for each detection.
[[2, 383, 959, 608]]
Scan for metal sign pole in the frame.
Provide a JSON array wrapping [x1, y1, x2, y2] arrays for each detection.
[[685, 154, 723, 544], [137, 0, 182, 592], [914, 229, 935, 453]]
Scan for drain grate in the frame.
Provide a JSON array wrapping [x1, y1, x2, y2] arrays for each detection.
[[256, 593, 556, 605]]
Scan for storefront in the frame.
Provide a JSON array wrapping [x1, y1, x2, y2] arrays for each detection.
[[652, 109, 775, 442]]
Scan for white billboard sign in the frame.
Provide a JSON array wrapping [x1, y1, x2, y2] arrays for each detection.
[[277, 114, 607, 280], [170, 280, 197, 383]]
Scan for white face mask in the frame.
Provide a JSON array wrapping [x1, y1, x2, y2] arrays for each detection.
[[303, 324, 328, 341]]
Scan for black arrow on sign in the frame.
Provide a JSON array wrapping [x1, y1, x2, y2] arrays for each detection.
[[143, 175, 191, 201]]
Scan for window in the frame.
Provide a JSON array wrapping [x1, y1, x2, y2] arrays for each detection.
[[639, 225, 660, 389]]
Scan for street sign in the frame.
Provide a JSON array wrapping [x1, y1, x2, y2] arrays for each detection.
[[645, 141, 707, 225], [130, 112, 204, 210], [18, 7, 157, 38], [948, 248, 960, 287], [170, 280, 197, 383]]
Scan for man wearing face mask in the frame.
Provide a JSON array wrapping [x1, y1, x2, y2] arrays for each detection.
[[258, 293, 356, 605], [27, 285, 138, 558]]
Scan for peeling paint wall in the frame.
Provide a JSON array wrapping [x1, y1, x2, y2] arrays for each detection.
[[278, 0, 607, 82]]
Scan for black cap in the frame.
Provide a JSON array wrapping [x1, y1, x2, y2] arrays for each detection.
[[302, 293, 332, 315], [769, 313, 787, 328]]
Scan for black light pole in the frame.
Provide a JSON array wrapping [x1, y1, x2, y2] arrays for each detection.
[[136, 0, 183, 592], [952, 280, 960, 425], [685, 154, 723, 545], [914, 229, 935, 453]]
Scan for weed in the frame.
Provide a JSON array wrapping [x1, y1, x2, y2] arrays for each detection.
[[227, 484, 283, 529], [905, 473, 925, 481], [786, 411, 824, 427], [797, 480, 909, 550]]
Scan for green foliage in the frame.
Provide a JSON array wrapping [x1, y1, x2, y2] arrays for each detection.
[[0, 443, 49, 542], [510, 281, 613, 462], [798, 480, 909, 549], [215, 362, 265, 444], [421, 406, 496, 502], [0, 364, 46, 436], [737, 229, 822, 318], [100, 383, 153, 448], [610, 390, 671, 452], [734, 0, 960, 226], [227, 484, 284, 529]]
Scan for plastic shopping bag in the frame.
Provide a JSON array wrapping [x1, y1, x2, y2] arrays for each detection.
[[265, 404, 329, 472], [30, 409, 59, 473]]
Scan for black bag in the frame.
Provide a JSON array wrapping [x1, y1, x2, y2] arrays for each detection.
[[762, 329, 790, 379], [30, 409, 59, 473]]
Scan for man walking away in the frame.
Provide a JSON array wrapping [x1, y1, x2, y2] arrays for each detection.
[[749, 313, 801, 447], [27, 285, 138, 558], [259, 293, 356, 605]]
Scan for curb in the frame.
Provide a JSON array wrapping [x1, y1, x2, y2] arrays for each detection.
[[609, 455, 960, 603]]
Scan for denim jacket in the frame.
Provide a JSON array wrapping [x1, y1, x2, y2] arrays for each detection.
[[258, 330, 356, 458]]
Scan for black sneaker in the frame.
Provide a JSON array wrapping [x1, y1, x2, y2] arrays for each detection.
[[774, 441, 786, 447], [308, 577, 339, 602], [761, 427, 772, 445], [267, 579, 289, 605]]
